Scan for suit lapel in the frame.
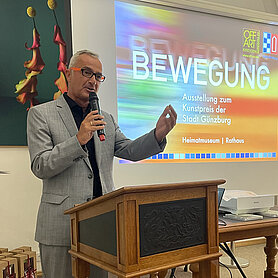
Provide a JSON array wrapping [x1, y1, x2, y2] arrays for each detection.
[[56, 96, 92, 172], [56, 96, 77, 137]]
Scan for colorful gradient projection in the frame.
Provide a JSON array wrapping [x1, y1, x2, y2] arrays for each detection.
[[115, 0, 278, 163]]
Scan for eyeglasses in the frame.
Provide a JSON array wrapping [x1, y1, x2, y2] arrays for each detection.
[[70, 67, 106, 82]]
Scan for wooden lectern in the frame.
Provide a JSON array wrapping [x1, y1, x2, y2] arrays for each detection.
[[64, 179, 225, 278]]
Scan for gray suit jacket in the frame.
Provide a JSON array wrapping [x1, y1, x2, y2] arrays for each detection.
[[27, 95, 165, 246]]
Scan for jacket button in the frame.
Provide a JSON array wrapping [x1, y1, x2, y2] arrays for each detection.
[[88, 174, 93, 179]]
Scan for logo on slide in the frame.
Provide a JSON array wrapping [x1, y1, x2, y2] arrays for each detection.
[[242, 28, 260, 55], [263, 32, 278, 54]]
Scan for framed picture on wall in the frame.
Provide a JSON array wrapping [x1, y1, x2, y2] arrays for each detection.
[[0, 0, 72, 146]]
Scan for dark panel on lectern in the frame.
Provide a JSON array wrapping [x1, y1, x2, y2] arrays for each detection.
[[139, 198, 207, 257], [79, 210, 117, 256]]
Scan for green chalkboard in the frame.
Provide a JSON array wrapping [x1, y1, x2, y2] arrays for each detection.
[[0, 0, 72, 145]]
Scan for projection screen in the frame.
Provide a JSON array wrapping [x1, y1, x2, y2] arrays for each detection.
[[114, 0, 278, 164]]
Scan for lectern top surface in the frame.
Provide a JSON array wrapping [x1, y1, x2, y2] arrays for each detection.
[[64, 179, 226, 215]]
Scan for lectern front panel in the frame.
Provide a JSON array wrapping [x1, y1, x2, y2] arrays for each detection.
[[139, 198, 207, 257]]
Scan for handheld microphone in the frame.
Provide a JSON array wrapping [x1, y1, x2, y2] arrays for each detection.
[[89, 92, 106, 141]]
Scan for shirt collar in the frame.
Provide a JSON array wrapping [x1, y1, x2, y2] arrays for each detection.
[[63, 92, 79, 110], [63, 92, 90, 115]]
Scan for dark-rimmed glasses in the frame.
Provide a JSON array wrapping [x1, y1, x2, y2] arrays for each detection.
[[70, 67, 105, 82]]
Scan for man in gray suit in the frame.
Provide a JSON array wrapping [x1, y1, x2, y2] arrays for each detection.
[[27, 49, 177, 278]]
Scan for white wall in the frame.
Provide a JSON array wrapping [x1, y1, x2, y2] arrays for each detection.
[[0, 148, 41, 251], [1, 0, 278, 253], [203, 0, 278, 13]]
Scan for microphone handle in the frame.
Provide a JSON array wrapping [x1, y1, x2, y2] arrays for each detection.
[[89, 93, 106, 141]]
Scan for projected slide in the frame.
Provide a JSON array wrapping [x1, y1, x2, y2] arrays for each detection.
[[115, 0, 278, 163]]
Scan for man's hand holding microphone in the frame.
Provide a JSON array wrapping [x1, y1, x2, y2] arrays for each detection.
[[77, 92, 106, 146]]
